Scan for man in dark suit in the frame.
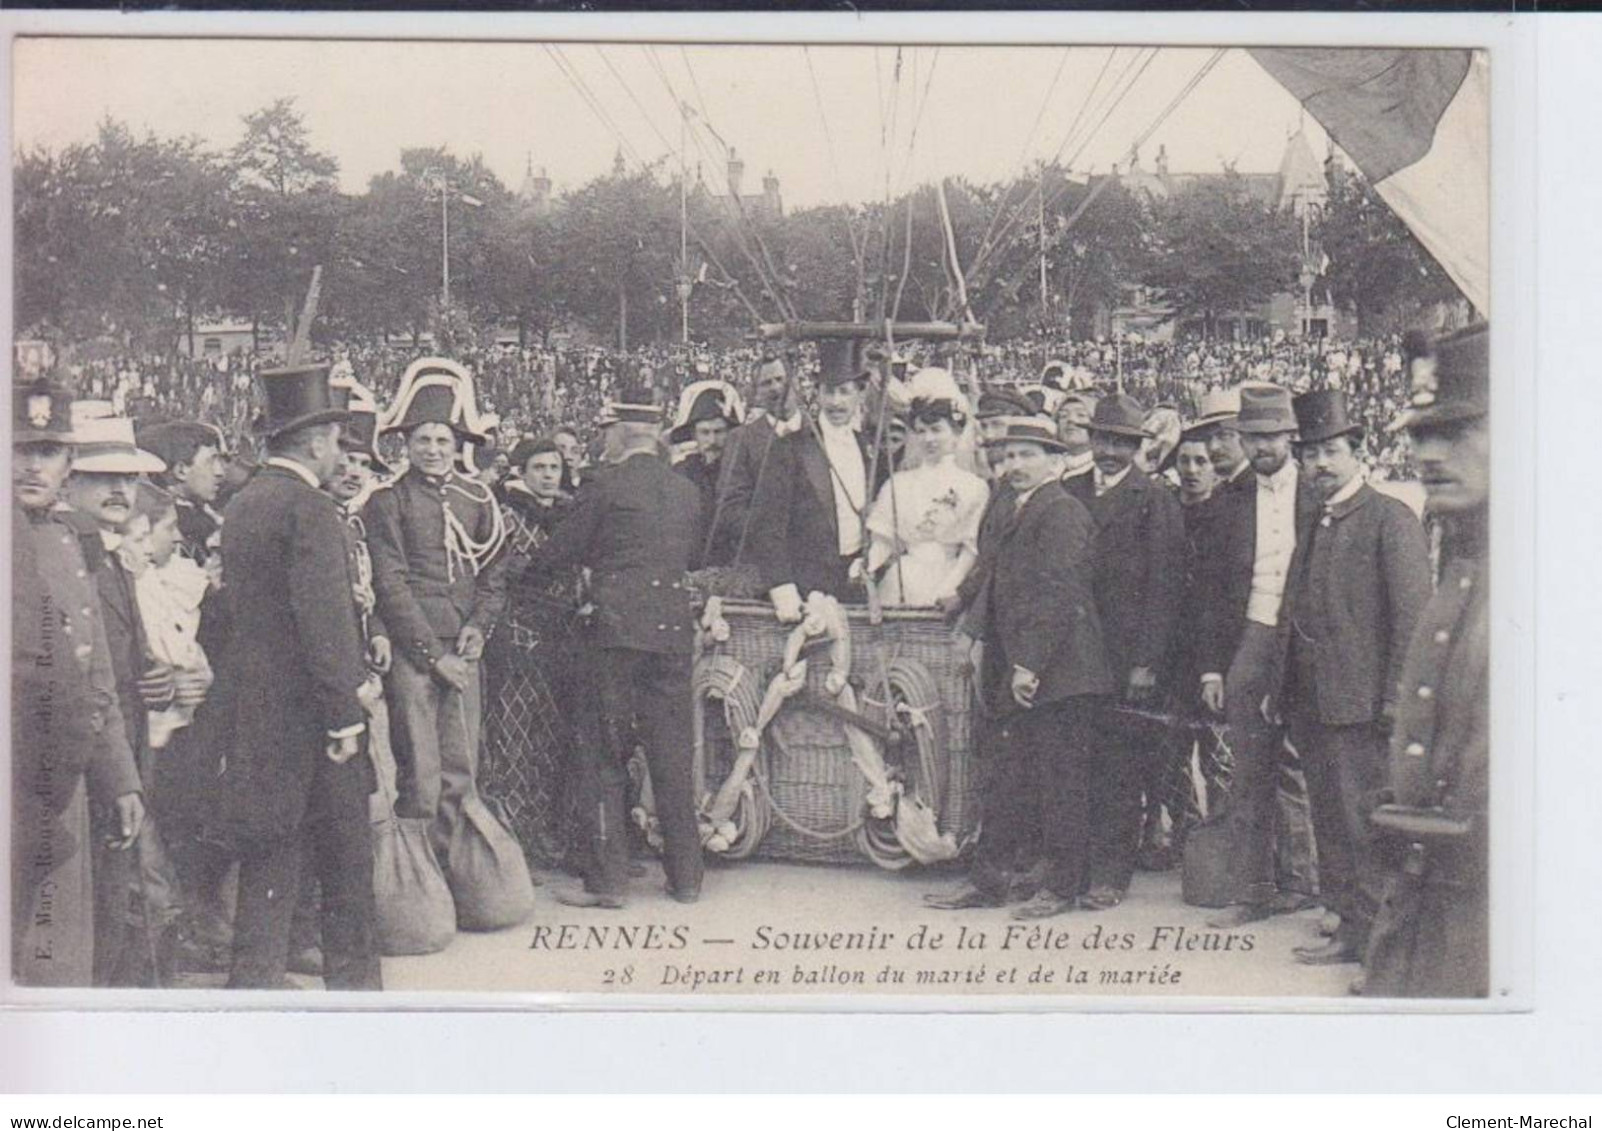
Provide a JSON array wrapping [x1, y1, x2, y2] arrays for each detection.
[[1195, 384, 1322, 928], [711, 356, 794, 564], [747, 340, 883, 620], [1082, 393, 1187, 909], [1280, 390, 1432, 967], [212, 363, 379, 990], [521, 398, 705, 907], [928, 418, 1115, 919], [1364, 325, 1490, 997], [62, 415, 185, 985]]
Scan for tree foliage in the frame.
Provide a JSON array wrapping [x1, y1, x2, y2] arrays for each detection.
[[1143, 172, 1302, 335], [13, 103, 1459, 357]]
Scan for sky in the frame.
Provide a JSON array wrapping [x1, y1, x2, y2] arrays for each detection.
[[12, 38, 1330, 209]]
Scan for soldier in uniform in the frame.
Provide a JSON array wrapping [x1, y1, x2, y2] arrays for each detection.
[[520, 397, 706, 908], [363, 361, 532, 931], [12, 380, 145, 987], [1363, 324, 1491, 997], [666, 379, 743, 565]]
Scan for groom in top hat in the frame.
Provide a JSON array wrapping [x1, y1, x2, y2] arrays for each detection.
[[211, 362, 380, 989], [747, 339, 886, 621], [1278, 389, 1431, 967]]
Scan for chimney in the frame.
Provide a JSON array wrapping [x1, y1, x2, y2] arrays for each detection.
[[763, 170, 781, 214], [1155, 144, 1169, 177], [727, 147, 745, 198]]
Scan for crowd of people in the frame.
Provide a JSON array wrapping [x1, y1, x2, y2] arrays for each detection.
[[43, 328, 1432, 487], [12, 320, 1489, 998]]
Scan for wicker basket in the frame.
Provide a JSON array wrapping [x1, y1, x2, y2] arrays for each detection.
[[694, 599, 980, 866]]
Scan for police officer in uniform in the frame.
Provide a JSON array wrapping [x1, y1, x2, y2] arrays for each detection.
[[12, 381, 145, 986], [522, 396, 706, 908], [1363, 324, 1491, 998]]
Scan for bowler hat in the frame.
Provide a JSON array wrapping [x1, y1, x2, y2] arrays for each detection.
[[983, 417, 1069, 453], [14, 380, 74, 444], [1087, 393, 1150, 439], [1398, 323, 1488, 431], [976, 387, 1040, 420], [1234, 384, 1298, 435], [816, 339, 871, 390], [1293, 390, 1363, 446], [255, 363, 349, 439]]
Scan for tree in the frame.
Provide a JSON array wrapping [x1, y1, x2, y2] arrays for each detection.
[[1143, 172, 1301, 336], [223, 98, 343, 343], [1316, 161, 1461, 334]]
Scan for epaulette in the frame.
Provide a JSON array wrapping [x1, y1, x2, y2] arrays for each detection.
[[444, 473, 496, 506]]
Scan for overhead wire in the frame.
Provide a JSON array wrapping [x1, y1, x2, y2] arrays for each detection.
[[802, 45, 866, 267]]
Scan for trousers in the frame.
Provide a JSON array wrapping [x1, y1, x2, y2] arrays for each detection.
[[1221, 621, 1293, 904], [584, 647, 703, 899], [227, 750, 379, 990], [388, 651, 481, 822], [1290, 716, 1386, 945], [971, 698, 1096, 901], [1087, 703, 1148, 893]]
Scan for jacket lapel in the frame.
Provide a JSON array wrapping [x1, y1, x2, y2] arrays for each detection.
[[798, 430, 837, 541]]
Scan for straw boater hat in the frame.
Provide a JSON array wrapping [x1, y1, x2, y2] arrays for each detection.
[[379, 357, 491, 445], [255, 362, 350, 439], [71, 413, 167, 475], [668, 379, 744, 444], [14, 379, 75, 444], [1182, 387, 1242, 440], [596, 380, 663, 429]]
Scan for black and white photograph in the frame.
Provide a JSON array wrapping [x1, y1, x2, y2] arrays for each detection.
[[7, 30, 1501, 1005]]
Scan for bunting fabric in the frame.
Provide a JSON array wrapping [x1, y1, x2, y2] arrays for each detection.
[[1250, 47, 1489, 315]]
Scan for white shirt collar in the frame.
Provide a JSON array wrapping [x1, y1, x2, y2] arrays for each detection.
[[1095, 464, 1133, 493], [265, 456, 321, 490], [1258, 458, 1297, 494], [1323, 470, 1365, 509]]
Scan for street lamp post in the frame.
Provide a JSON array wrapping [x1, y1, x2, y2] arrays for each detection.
[[424, 167, 483, 312]]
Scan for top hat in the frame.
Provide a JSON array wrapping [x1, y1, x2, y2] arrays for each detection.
[[975, 387, 1040, 420], [1293, 390, 1363, 446], [816, 339, 871, 389], [1087, 392, 1151, 439], [71, 415, 167, 475], [1398, 323, 1488, 431], [1234, 384, 1298, 435], [14, 380, 74, 444], [669, 380, 744, 444], [983, 417, 1069, 454], [380, 358, 491, 444], [255, 363, 349, 439]]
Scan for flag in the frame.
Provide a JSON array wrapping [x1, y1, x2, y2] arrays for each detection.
[[1249, 47, 1489, 315]]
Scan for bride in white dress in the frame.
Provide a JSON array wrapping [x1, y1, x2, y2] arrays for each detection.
[[865, 369, 990, 608]]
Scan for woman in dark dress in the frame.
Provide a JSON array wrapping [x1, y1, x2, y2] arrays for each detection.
[[482, 436, 586, 870]]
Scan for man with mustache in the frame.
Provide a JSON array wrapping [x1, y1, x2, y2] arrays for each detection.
[[1363, 324, 1491, 997], [1196, 384, 1322, 928], [1082, 393, 1186, 910], [1279, 391, 1431, 968], [926, 417, 1113, 919], [12, 381, 145, 986], [62, 412, 189, 985]]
